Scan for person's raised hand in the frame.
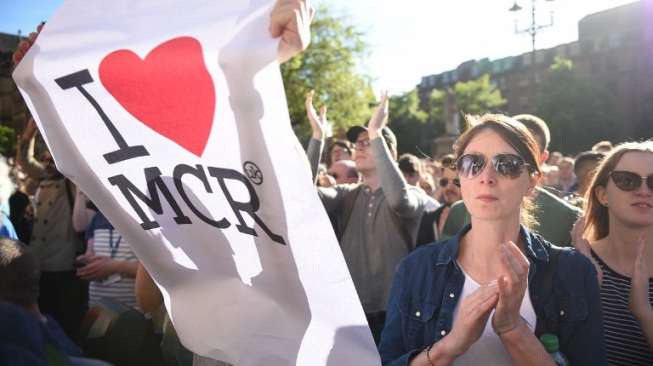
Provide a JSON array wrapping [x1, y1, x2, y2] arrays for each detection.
[[20, 117, 38, 143], [630, 235, 652, 322], [305, 90, 327, 140], [572, 216, 603, 284], [492, 241, 529, 335], [12, 22, 44, 66], [440, 282, 499, 358], [367, 90, 389, 140], [270, 0, 315, 64]]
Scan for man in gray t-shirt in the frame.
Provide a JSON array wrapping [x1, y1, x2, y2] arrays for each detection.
[[305, 92, 428, 343]]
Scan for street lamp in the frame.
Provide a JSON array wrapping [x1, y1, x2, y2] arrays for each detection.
[[509, 2, 522, 12], [510, 0, 555, 54]]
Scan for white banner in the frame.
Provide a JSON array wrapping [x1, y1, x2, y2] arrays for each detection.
[[12, 1, 380, 365]]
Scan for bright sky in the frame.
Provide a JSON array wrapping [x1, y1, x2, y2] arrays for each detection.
[[0, 0, 639, 94]]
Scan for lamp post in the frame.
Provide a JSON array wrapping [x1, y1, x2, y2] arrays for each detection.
[[509, 0, 555, 54], [509, 0, 555, 85]]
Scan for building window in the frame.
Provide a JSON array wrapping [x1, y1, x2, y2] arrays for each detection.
[[593, 38, 602, 52], [609, 34, 620, 49]]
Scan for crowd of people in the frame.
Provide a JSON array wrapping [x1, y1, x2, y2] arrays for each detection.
[[1, 1, 652, 366]]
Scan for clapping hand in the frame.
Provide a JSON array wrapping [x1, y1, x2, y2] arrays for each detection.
[[441, 283, 499, 357], [367, 91, 389, 140], [305, 90, 327, 140], [630, 235, 652, 322], [492, 241, 530, 335]]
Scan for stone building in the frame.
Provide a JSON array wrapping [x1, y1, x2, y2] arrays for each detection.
[[419, 1, 652, 156]]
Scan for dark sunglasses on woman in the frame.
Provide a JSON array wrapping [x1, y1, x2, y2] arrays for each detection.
[[456, 153, 533, 179], [610, 171, 653, 191], [439, 177, 460, 187]]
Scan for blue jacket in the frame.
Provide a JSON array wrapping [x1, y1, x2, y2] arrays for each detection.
[[0, 302, 82, 366], [379, 225, 606, 366], [0, 211, 18, 240]]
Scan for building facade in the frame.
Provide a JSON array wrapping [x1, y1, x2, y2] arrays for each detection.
[[418, 1, 652, 155]]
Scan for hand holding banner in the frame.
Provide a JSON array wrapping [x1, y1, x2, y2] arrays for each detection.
[[13, 1, 380, 365]]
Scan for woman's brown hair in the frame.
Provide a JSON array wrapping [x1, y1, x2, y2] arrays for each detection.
[[453, 114, 542, 228], [583, 141, 653, 241]]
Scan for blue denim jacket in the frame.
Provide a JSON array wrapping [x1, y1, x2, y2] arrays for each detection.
[[379, 225, 606, 366]]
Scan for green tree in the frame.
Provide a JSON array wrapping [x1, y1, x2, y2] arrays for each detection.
[[452, 74, 506, 116], [535, 57, 623, 154], [388, 73, 506, 157], [0, 126, 15, 157], [389, 89, 444, 155], [281, 6, 375, 140]]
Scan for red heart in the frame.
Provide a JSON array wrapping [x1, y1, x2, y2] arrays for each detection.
[[99, 37, 215, 156]]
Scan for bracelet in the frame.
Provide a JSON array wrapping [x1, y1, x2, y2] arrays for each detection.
[[496, 319, 522, 336], [425, 343, 436, 366]]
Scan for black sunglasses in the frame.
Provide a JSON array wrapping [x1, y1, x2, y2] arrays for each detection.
[[456, 153, 532, 179], [610, 171, 653, 192], [439, 177, 460, 187]]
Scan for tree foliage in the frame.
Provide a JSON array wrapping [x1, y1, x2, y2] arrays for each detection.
[[0, 126, 15, 157], [388, 89, 444, 155], [388, 74, 506, 156], [535, 57, 623, 154], [452, 74, 506, 116], [281, 6, 375, 140]]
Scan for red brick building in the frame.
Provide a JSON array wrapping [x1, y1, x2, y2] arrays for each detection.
[[418, 1, 652, 155]]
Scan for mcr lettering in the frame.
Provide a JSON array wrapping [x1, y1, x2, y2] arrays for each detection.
[[55, 69, 286, 245]]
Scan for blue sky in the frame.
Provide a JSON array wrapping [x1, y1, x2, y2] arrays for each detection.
[[0, 0, 638, 93]]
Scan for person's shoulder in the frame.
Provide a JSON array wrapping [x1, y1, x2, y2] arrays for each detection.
[[535, 187, 582, 215], [333, 183, 361, 192], [555, 245, 594, 270], [88, 211, 112, 231], [533, 233, 595, 275], [401, 236, 455, 269], [449, 200, 466, 210]]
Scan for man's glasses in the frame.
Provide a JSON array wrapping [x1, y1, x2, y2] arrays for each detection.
[[439, 177, 460, 188], [456, 153, 532, 179], [610, 171, 653, 192], [354, 139, 371, 150]]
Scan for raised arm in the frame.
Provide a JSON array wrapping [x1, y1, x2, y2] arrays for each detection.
[[368, 92, 424, 218], [15, 118, 44, 179], [305, 90, 327, 180]]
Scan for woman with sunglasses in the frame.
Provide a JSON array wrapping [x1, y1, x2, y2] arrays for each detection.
[[379, 115, 605, 366], [575, 142, 653, 365]]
